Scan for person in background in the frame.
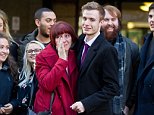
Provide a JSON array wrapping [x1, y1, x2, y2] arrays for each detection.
[[0, 9, 19, 62], [0, 32, 18, 115], [34, 21, 78, 115], [101, 5, 139, 115], [71, 2, 119, 115], [18, 8, 56, 67], [17, 40, 45, 115], [134, 3, 154, 115]]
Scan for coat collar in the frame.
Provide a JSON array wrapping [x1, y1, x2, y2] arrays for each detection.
[[79, 33, 103, 77], [137, 32, 154, 81], [140, 33, 154, 68]]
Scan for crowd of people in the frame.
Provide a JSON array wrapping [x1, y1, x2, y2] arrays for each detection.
[[0, 1, 154, 115]]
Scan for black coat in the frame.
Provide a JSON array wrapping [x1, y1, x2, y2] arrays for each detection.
[[134, 33, 154, 115], [0, 63, 18, 115], [16, 72, 38, 115], [75, 33, 119, 115]]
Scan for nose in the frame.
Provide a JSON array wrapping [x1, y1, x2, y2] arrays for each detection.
[[31, 51, 38, 55], [50, 20, 56, 26], [83, 19, 90, 26], [108, 19, 112, 25], [61, 36, 67, 43]]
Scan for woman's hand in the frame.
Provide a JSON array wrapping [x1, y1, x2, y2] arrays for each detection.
[[56, 38, 67, 60]]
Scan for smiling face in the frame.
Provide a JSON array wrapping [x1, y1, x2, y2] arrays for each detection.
[[148, 9, 154, 32], [26, 43, 42, 64], [102, 9, 119, 41], [81, 9, 102, 40], [0, 38, 9, 66]]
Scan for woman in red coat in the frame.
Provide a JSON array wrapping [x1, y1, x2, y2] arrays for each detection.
[[34, 21, 78, 115]]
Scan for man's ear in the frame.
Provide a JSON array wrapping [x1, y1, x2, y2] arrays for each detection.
[[35, 19, 40, 27]]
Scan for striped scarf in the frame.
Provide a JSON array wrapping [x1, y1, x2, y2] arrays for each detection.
[[112, 33, 126, 115]]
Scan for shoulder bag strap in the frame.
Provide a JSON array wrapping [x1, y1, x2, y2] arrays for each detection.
[[49, 92, 54, 113]]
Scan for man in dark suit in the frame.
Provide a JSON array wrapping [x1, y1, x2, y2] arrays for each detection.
[[134, 3, 154, 115], [71, 1, 119, 115]]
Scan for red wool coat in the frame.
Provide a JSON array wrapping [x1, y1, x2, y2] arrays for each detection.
[[34, 44, 78, 115]]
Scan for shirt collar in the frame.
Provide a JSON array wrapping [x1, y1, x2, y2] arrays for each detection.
[[84, 32, 100, 46]]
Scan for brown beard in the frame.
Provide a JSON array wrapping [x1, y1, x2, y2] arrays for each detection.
[[103, 25, 119, 41], [104, 30, 117, 41]]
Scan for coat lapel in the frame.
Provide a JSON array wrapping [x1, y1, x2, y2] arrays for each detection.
[[79, 35, 102, 77], [137, 33, 154, 81]]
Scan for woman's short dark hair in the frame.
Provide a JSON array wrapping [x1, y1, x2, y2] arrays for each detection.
[[50, 21, 77, 47]]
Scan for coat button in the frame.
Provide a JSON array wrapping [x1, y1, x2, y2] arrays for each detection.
[[149, 85, 152, 87]]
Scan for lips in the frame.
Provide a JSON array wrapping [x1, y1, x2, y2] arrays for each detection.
[[83, 26, 91, 30], [0, 55, 7, 61], [106, 27, 114, 32], [0, 54, 7, 58]]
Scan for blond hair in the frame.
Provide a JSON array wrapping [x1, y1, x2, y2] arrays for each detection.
[[81, 1, 105, 21]]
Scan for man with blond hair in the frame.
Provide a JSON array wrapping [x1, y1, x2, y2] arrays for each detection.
[[71, 2, 119, 115]]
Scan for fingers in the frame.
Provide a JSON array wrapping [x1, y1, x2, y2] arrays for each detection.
[[56, 37, 63, 49], [57, 38, 67, 60], [70, 102, 85, 113], [70, 103, 77, 111], [0, 107, 5, 114], [3, 104, 13, 114]]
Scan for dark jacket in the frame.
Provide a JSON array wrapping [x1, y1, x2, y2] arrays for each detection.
[[120, 36, 139, 109], [0, 63, 18, 114], [134, 32, 154, 115], [75, 33, 119, 115], [16, 72, 38, 115], [17, 29, 38, 67]]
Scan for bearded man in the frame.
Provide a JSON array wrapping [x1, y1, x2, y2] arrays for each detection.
[[18, 8, 56, 67], [102, 5, 139, 115]]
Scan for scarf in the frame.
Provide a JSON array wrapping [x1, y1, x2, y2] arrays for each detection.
[[112, 33, 126, 114]]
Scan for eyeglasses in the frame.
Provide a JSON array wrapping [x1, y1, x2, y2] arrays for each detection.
[[26, 49, 42, 54]]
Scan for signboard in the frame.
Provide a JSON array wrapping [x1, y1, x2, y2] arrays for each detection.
[[12, 16, 20, 31]]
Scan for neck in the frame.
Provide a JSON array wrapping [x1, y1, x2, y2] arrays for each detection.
[[85, 31, 100, 42], [36, 34, 50, 43]]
